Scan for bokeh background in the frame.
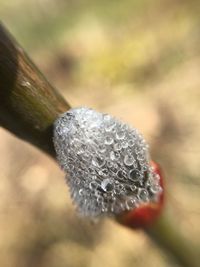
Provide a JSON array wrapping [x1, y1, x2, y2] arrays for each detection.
[[0, 0, 200, 266]]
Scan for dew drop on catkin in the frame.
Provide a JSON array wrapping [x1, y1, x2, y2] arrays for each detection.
[[53, 107, 163, 217]]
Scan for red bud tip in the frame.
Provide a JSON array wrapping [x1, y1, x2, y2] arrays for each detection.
[[117, 161, 164, 229]]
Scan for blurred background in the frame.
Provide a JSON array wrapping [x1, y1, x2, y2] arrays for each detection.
[[0, 0, 200, 266]]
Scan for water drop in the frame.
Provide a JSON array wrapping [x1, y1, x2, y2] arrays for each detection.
[[101, 178, 114, 192], [97, 195, 103, 204], [117, 170, 127, 180], [82, 153, 91, 162], [105, 136, 114, 145], [128, 139, 135, 147], [111, 165, 118, 174], [121, 141, 128, 148], [124, 155, 134, 166], [92, 156, 105, 168], [111, 202, 124, 214], [150, 184, 162, 194], [110, 151, 116, 161], [130, 185, 137, 191], [141, 165, 148, 172], [75, 178, 81, 185], [154, 174, 160, 183], [138, 189, 149, 202], [102, 206, 108, 212], [95, 190, 101, 197], [105, 121, 116, 132], [107, 161, 113, 168], [79, 189, 84, 196], [116, 130, 125, 140], [99, 144, 106, 153], [91, 175, 97, 180], [129, 169, 140, 181], [114, 183, 125, 194], [110, 151, 120, 161], [103, 114, 111, 121], [89, 181, 98, 190], [114, 143, 122, 151], [125, 197, 137, 210], [98, 169, 109, 176], [76, 170, 84, 177]]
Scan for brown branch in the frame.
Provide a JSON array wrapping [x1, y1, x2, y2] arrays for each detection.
[[0, 23, 70, 157], [0, 22, 199, 267]]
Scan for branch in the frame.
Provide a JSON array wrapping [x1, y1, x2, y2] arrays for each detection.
[[0, 23, 70, 157], [146, 210, 199, 267], [0, 22, 199, 267]]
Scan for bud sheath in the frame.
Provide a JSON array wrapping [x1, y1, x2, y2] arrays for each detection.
[[53, 107, 163, 223]]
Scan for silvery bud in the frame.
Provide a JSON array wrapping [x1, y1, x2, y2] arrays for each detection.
[[53, 107, 162, 217]]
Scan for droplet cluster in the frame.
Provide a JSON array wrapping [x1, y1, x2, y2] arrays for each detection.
[[53, 107, 162, 217]]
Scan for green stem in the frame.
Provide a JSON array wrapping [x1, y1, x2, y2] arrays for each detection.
[[0, 22, 70, 157], [146, 210, 199, 267]]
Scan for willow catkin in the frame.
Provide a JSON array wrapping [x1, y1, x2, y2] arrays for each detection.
[[53, 107, 162, 217]]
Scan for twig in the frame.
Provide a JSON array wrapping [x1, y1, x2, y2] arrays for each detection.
[[0, 23, 70, 157], [0, 23, 199, 267], [146, 210, 199, 267]]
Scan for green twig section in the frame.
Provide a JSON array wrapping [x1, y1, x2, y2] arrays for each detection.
[[0, 23, 70, 157], [146, 210, 199, 267], [0, 22, 199, 267]]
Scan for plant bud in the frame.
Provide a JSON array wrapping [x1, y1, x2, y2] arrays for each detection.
[[53, 107, 163, 219]]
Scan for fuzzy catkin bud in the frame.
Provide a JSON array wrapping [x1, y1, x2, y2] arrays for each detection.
[[53, 107, 162, 217]]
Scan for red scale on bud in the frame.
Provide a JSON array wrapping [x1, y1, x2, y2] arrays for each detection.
[[118, 161, 164, 228]]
